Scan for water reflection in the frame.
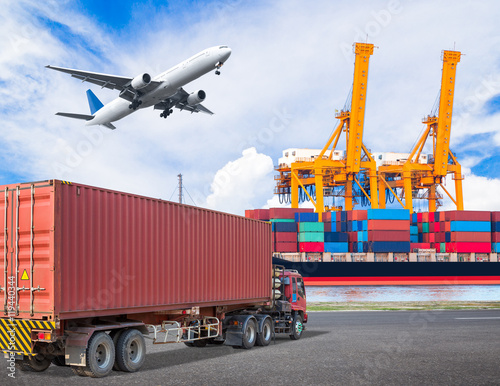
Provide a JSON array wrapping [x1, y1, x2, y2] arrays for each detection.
[[306, 285, 500, 302]]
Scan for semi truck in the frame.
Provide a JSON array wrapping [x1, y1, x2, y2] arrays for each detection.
[[0, 180, 307, 378]]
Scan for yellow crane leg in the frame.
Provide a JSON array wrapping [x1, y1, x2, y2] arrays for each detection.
[[378, 175, 386, 209], [291, 170, 299, 208], [428, 185, 437, 212], [345, 178, 353, 211], [369, 169, 379, 209], [315, 168, 324, 221], [403, 171, 413, 213], [455, 170, 464, 211]]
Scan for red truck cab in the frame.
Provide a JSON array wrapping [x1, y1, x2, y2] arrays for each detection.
[[280, 269, 308, 323]]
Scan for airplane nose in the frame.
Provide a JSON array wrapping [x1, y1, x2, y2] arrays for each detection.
[[220, 47, 231, 62]]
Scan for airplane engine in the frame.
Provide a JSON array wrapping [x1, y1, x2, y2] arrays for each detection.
[[131, 73, 151, 90], [186, 90, 206, 106]]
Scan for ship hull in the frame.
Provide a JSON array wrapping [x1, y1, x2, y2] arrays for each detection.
[[273, 258, 500, 286]]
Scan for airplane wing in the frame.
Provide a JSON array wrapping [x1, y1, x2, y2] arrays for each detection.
[[153, 88, 214, 115], [45, 65, 162, 96]]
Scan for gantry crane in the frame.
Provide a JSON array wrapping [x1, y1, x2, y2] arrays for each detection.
[[274, 43, 379, 220], [377, 50, 463, 213]]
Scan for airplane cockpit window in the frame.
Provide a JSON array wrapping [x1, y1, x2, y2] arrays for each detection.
[[219, 45, 228, 49]]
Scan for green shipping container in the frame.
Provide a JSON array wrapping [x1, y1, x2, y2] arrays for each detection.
[[269, 218, 296, 223], [422, 223, 429, 233], [298, 232, 325, 242], [299, 222, 324, 232]]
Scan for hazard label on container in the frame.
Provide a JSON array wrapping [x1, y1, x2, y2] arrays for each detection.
[[21, 270, 29, 280]]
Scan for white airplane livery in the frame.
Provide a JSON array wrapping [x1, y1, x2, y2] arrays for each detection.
[[46, 45, 232, 129]]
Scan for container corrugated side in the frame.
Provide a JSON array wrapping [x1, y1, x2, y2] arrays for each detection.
[[2, 180, 272, 321]]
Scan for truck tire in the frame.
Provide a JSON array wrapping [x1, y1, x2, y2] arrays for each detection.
[[290, 314, 303, 340], [110, 329, 124, 370], [71, 366, 87, 376], [256, 318, 273, 347], [16, 355, 51, 372], [241, 318, 257, 349], [82, 332, 115, 378], [115, 329, 146, 372]]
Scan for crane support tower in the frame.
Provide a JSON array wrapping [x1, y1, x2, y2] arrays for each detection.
[[378, 49, 463, 213], [274, 43, 379, 220]]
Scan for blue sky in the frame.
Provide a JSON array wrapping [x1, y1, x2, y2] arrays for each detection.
[[2, 0, 500, 213]]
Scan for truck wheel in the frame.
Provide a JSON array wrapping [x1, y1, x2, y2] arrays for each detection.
[[192, 339, 207, 347], [110, 329, 124, 370], [83, 332, 115, 378], [71, 366, 87, 376], [256, 318, 273, 347], [208, 338, 225, 345], [241, 319, 257, 349], [16, 355, 51, 372], [184, 342, 195, 347], [290, 314, 303, 340], [115, 329, 146, 372], [51, 355, 67, 366]]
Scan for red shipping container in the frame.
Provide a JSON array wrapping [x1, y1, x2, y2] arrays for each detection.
[[269, 207, 313, 219], [322, 211, 332, 222], [423, 234, 429, 243], [299, 242, 324, 253], [274, 242, 298, 253], [352, 210, 368, 221], [348, 232, 358, 242], [450, 232, 492, 243], [347, 211, 353, 221], [492, 212, 500, 222], [324, 222, 332, 232], [429, 233, 435, 243], [429, 222, 435, 233], [245, 209, 255, 219], [434, 222, 440, 232], [492, 233, 500, 243], [367, 230, 410, 242], [275, 232, 298, 242], [417, 213, 423, 223], [417, 223, 423, 233], [367, 220, 409, 231], [422, 212, 429, 223], [0, 180, 272, 321], [445, 242, 492, 253], [444, 210, 491, 222], [253, 209, 270, 220], [411, 243, 431, 251], [444, 222, 451, 232], [429, 212, 435, 223], [336, 212, 342, 222]]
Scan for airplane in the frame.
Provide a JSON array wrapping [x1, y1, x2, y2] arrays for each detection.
[[46, 45, 232, 129]]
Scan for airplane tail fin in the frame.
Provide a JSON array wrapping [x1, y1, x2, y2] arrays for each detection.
[[86, 89, 104, 115]]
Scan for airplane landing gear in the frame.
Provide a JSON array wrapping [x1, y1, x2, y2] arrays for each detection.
[[160, 109, 173, 118], [215, 61, 223, 75], [129, 99, 143, 110]]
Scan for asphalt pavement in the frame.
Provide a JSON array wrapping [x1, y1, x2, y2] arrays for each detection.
[[1, 309, 499, 385]]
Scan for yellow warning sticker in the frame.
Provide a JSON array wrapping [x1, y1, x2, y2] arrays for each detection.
[[21, 270, 29, 280]]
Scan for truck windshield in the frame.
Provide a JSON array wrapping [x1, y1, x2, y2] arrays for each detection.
[[297, 277, 306, 298]]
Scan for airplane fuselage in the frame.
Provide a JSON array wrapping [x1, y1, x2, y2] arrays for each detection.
[[87, 45, 231, 126]]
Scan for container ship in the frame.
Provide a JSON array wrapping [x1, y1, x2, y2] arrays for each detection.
[[245, 207, 500, 286]]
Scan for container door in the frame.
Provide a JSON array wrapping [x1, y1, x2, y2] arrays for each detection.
[[0, 183, 54, 319]]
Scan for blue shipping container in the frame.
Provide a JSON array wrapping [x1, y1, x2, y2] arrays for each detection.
[[324, 242, 349, 253], [492, 222, 500, 232], [367, 209, 410, 221], [324, 232, 349, 242], [492, 243, 500, 253], [367, 241, 411, 253], [294, 212, 319, 222], [411, 213, 418, 224], [410, 225, 418, 235], [410, 235, 419, 243], [449, 221, 491, 232], [272, 222, 297, 232]]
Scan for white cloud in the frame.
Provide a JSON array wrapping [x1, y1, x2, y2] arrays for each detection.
[[204, 147, 274, 214], [1, 0, 500, 215]]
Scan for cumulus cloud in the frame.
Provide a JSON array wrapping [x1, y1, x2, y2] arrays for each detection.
[[204, 147, 274, 214]]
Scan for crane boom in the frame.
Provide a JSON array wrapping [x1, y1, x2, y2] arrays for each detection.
[[434, 50, 461, 177], [346, 43, 374, 174]]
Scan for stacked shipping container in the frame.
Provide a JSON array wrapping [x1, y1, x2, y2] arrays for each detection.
[[411, 211, 492, 253], [492, 212, 500, 253]]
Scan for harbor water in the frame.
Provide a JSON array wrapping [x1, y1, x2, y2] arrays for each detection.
[[306, 285, 500, 302]]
